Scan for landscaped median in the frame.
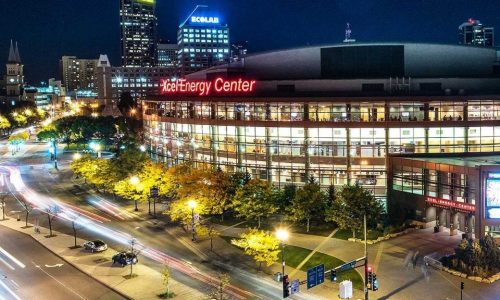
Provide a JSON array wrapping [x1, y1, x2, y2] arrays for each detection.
[[0, 217, 204, 299], [221, 236, 364, 290]]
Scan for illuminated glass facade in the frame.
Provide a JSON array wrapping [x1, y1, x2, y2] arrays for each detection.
[[143, 97, 500, 201], [177, 9, 230, 75], [389, 156, 500, 241], [120, 0, 157, 67]]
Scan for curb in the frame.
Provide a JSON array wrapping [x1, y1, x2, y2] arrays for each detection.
[[1, 224, 132, 300]]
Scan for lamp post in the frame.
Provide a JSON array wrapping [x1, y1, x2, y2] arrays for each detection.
[[130, 175, 140, 211], [188, 200, 197, 241], [276, 228, 289, 279]]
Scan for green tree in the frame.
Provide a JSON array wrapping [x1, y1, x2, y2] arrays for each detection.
[[231, 179, 277, 228], [231, 228, 280, 270], [325, 184, 383, 238], [118, 92, 135, 114], [0, 115, 11, 134], [287, 182, 326, 232], [278, 184, 297, 211]]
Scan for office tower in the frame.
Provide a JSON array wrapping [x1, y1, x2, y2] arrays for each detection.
[[59, 56, 98, 91], [458, 18, 494, 47], [120, 0, 157, 67], [157, 43, 178, 69], [178, 6, 230, 75]]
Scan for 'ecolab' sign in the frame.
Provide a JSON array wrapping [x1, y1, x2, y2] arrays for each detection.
[[191, 16, 219, 24], [161, 78, 256, 96]]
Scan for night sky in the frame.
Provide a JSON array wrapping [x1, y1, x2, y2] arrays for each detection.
[[0, 0, 499, 83]]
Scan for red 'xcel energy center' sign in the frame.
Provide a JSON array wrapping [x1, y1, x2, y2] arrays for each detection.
[[160, 78, 256, 96]]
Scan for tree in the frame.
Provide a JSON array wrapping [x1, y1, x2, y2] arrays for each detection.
[[286, 182, 326, 232], [159, 261, 174, 299], [277, 184, 296, 212], [118, 92, 136, 117], [10, 112, 27, 127], [46, 205, 61, 237], [325, 184, 383, 238], [196, 223, 220, 251], [231, 228, 280, 270], [20, 200, 33, 228], [8, 132, 29, 153], [70, 214, 84, 248], [231, 179, 277, 228], [208, 272, 230, 300], [0, 115, 11, 135], [127, 238, 141, 277]]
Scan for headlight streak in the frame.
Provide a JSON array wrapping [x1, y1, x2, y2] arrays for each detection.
[[2, 166, 255, 300]]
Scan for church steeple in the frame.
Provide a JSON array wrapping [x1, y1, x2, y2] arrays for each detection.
[[8, 40, 16, 63], [14, 41, 21, 62], [7, 40, 21, 63]]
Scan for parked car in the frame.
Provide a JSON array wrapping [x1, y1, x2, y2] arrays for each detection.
[[83, 240, 108, 253], [112, 252, 138, 267]]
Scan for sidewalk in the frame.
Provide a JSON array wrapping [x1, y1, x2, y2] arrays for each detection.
[[181, 224, 365, 300], [0, 217, 204, 300]]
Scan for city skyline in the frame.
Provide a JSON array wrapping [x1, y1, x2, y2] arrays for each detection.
[[0, 0, 499, 83]]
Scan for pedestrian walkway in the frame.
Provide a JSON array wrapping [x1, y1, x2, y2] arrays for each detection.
[[0, 218, 204, 300]]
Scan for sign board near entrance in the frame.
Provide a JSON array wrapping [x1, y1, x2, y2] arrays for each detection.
[[425, 196, 475, 213]]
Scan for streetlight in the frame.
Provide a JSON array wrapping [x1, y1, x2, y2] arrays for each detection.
[[130, 176, 140, 211], [90, 142, 101, 158], [276, 228, 289, 280], [187, 200, 197, 241]]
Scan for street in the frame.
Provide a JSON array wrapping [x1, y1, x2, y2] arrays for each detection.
[[0, 225, 126, 300]]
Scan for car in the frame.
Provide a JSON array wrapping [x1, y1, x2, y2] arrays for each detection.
[[83, 240, 108, 253], [112, 252, 138, 267]]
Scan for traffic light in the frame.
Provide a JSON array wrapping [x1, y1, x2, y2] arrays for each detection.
[[372, 273, 378, 291], [460, 282, 464, 290], [283, 274, 290, 298], [330, 269, 337, 282], [367, 269, 373, 290]]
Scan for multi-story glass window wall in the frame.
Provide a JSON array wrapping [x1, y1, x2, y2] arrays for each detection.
[[143, 97, 500, 200]]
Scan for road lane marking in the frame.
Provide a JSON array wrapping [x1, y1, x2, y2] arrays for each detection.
[[10, 280, 19, 289], [44, 264, 63, 268], [32, 261, 87, 300], [0, 279, 22, 300], [0, 257, 15, 271], [0, 247, 25, 269]]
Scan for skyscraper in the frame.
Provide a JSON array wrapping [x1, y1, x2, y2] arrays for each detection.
[[157, 43, 178, 69], [5, 40, 24, 98], [178, 6, 230, 75], [458, 18, 494, 47], [120, 0, 157, 67], [59, 56, 98, 91]]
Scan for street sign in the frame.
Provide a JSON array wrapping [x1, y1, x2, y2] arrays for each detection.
[[307, 264, 325, 289], [291, 279, 300, 294], [150, 186, 159, 198], [307, 267, 317, 289], [339, 260, 357, 271], [317, 264, 325, 284]]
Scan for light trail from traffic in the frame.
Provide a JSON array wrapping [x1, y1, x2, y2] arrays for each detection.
[[2, 165, 256, 300]]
